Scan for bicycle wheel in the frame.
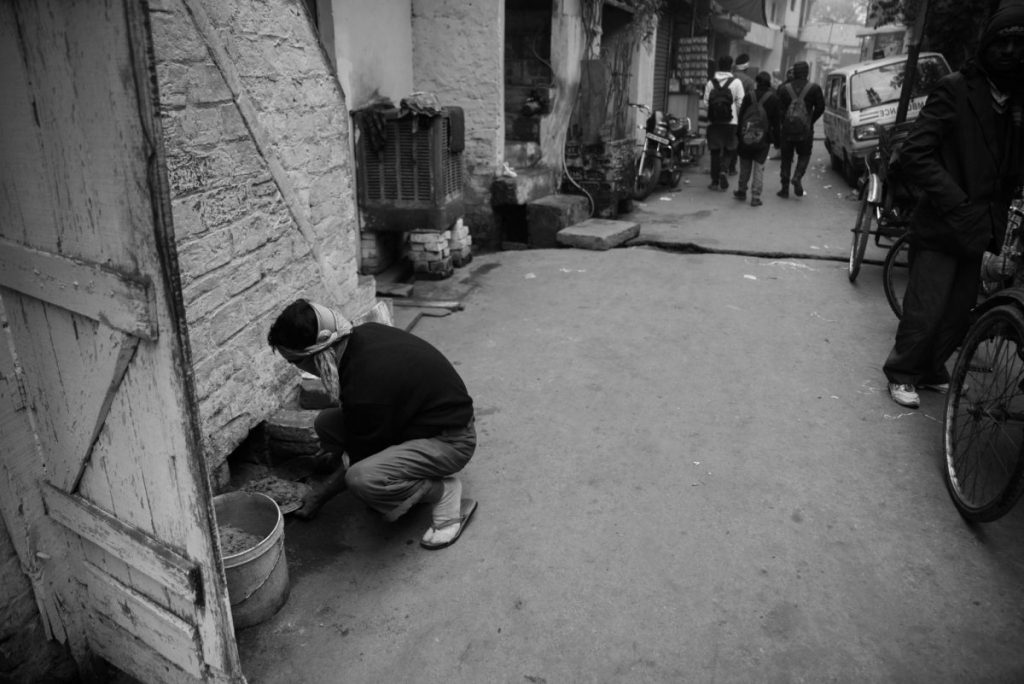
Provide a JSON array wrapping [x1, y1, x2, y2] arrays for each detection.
[[848, 189, 873, 283], [943, 304, 1024, 522], [882, 234, 911, 319]]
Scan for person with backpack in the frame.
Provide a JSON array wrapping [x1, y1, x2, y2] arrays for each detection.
[[703, 55, 745, 191], [775, 61, 825, 198], [733, 71, 781, 207], [727, 54, 757, 175]]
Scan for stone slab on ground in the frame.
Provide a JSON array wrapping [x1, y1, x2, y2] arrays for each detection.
[[527, 194, 592, 248], [556, 218, 640, 250]]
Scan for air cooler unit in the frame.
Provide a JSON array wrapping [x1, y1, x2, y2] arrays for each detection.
[[355, 106, 464, 232]]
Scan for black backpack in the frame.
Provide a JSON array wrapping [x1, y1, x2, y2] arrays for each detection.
[[740, 92, 772, 147], [781, 83, 813, 140], [707, 77, 735, 124]]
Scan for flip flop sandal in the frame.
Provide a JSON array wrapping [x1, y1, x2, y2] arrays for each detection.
[[420, 498, 477, 550]]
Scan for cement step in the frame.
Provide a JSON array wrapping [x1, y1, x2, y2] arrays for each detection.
[[526, 194, 592, 248], [556, 218, 640, 250], [491, 167, 556, 206]]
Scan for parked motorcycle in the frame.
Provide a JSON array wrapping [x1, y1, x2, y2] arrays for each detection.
[[630, 103, 700, 200]]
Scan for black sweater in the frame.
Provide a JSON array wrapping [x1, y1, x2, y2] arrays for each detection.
[[337, 323, 474, 462]]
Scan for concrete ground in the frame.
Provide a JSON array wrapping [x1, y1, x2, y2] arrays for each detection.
[[234, 157, 1024, 683]]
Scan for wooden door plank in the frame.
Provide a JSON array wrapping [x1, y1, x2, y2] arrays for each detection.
[[1, 1, 243, 680], [0, 238, 157, 340], [3, 299, 137, 493], [67, 334, 140, 493], [6, 0, 156, 266], [87, 608, 244, 684], [86, 612, 201, 684], [83, 561, 203, 678], [41, 483, 200, 603], [0, 302, 71, 643], [78, 359, 208, 620], [0, 2, 56, 251]]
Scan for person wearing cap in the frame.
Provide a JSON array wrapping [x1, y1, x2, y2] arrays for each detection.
[[775, 61, 825, 198], [728, 54, 757, 175], [884, 1, 1024, 409], [267, 298, 478, 549]]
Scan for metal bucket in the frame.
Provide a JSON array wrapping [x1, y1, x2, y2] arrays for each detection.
[[214, 491, 289, 629]]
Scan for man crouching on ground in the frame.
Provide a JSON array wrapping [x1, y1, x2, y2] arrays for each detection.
[[267, 298, 477, 549]]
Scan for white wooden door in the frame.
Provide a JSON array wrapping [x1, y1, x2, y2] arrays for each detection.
[[0, 1, 243, 681]]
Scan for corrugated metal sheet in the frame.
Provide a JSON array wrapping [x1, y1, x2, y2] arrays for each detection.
[[715, 0, 766, 25], [653, 21, 672, 112]]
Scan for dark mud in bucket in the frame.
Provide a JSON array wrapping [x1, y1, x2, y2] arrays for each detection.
[[214, 491, 289, 629]]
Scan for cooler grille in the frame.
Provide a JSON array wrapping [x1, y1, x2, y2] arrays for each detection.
[[359, 113, 462, 204]]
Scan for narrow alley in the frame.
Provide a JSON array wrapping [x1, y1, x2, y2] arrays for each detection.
[[235, 161, 1024, 683]]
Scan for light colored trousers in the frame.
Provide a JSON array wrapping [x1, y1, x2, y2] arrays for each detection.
[[314, 409, 476, 521], [738, 157, 764, 198]]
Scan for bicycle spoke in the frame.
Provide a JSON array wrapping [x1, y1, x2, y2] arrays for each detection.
[[945, 309, 1024, 518]]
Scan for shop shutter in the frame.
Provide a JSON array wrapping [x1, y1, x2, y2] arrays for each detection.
[[653, 20, 673, 113]]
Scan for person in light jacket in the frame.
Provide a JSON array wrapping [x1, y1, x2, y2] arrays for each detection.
[[703, 54, 746, 191]]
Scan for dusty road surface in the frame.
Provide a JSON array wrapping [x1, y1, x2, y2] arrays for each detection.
[[235, 163, 1024, 683]]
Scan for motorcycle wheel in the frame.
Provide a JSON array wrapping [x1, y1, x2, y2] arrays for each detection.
[[667, 166, 683, 188], [632, 154, 662, 200]]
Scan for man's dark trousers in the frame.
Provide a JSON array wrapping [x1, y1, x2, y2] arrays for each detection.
[[883, 247, 982, 386], [779, 137, 813, 190]]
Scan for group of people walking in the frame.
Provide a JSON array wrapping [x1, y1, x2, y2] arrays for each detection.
[[703, 54, 825, 207]]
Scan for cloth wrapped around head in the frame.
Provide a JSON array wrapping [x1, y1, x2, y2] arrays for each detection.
[[272, 301, 352, 361], [269, 300, 352, 398]]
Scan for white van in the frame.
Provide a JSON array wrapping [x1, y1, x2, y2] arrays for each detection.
[[822, 52, 951, 185]]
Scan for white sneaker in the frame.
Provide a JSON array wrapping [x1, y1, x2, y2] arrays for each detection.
[[919, 382, 950, 394], [889, 383, 920, 408]]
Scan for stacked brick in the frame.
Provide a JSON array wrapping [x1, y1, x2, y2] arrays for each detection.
[[561, 138, 634, 218], [406, 230, 453, 278], [265, 408, 322, 462], [360, 231, 402, 275], [404, 219, 473, 279], [450, 219, 473, 267]]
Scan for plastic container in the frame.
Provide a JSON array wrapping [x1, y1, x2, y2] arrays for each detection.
[[213, 491, 289, 629]]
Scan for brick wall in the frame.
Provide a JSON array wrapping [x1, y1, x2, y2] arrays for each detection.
[[150, 0, 372, 485], [411, 0, 504, 248]]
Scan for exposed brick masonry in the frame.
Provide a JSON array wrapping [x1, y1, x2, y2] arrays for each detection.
[[150, 0, 370, 484]]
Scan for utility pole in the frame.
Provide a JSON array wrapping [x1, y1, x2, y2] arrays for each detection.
[[895, 0, 929, 124]]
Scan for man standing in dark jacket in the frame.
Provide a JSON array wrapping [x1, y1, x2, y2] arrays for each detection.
[[884, 2, 1024, 408], [268, 299, 478, 548], [775, 61, 825, 198]]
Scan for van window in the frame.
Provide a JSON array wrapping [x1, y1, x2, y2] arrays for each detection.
[[839, 76, 846, 108], [849, 55, 950, 111], [827, 78, 839, 108]]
